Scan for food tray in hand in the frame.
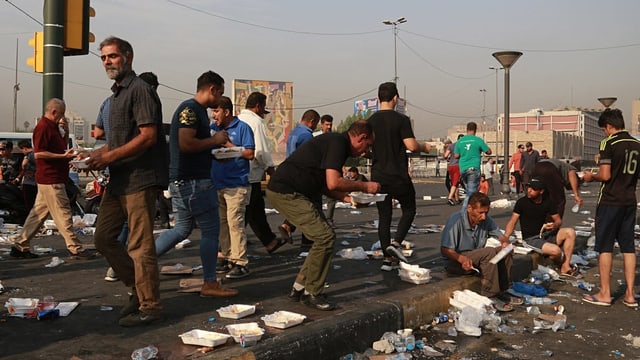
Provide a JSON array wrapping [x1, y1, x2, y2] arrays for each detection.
[[212, 146, 245, 159], [349, 192, 387, 204], [216, 304, 256, 319], [261, 311, 306, 329], [179, 329, 231, 347], [70, 158, 90, 169], [225, 322, 265, 343]]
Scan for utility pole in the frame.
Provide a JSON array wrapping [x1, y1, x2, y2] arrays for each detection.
[[480, 89, 486, 140], [13, 38, 19, 132], [43, 0, 65, 111]]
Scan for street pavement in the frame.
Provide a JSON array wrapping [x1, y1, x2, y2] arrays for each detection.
[[1, 180, 639, 360]]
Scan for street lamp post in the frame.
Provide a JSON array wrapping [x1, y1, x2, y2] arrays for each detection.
[[382, 17, 407, 84], [489, 66, 502, 157], [480, 89, 487, 140], [492, 51, 523, 194]]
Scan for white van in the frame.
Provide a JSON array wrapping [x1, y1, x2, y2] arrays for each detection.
[[0, 132, 78, 152]]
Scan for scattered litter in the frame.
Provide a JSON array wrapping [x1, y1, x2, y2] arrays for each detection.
[[174, 239, 191, 249], [299, 252, 309, 257], [44, 256, 64, 268], [99, 306, 113, 311], [340, 240, 350, 246], [491, 199, 515, 209], [264, 208, 279, 214], [337, 247, 368, 260], [398, 262, 431, 284], [350, 210, 362, 215], [160, 263, 193, 275]]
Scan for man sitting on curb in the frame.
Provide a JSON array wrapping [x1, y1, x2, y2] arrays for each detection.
[[440, 192, 515, 311], [502, 177, 579, 278]]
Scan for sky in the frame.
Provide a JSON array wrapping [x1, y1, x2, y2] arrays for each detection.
[[0, 0, 639, 140]]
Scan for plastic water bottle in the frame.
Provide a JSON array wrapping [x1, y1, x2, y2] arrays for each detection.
[[525, 296, 554, 305], [405, 333, 416, 351], [571, 202, 580, 213], [131, 345, 158, 360]]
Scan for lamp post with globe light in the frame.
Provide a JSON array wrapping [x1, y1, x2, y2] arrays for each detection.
[[382, 17, 407, 84], [492, 51, 523, 194]]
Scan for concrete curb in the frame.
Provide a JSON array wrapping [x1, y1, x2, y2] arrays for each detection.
[[213, 254, 534, 360]]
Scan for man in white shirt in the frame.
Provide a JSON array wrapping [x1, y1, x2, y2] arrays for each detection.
[[237, 92, 286, 255]]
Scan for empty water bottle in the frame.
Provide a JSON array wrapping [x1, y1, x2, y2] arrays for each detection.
[[131, 345, 158, 360]]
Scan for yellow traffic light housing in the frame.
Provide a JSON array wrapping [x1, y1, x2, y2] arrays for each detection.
[[64, 0, 95, 56], [27, 31, 44, 73]]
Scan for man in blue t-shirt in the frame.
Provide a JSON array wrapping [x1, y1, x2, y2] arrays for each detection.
[[454, 122, 491, 208], [155, 71, 238, 298], [211, 96, 255, 280]]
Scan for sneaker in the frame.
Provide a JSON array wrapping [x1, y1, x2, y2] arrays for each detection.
[[118, 311, 164, 327], [104, 267, 119, 282], [447, 198, 456, 206], [216, 259, 230, 274], [385, 245, 408, 263], [10, 246, 39, 259], [120, 292, 140, 317], [288, 287, 304, 302], [225, 265, 250, 279], [68, 249, 97, 260], [200, 280, 239, 297], [380, 260, 400, 272], [301, 293, 335, 311]]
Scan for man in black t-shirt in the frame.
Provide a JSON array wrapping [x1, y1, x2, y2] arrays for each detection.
[[583, 109, 640, 307], [502, 177, 577, 277], [267, 121, 380, 311], [368, 82, 431, 271]]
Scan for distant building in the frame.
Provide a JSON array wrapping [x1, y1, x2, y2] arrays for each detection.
[[631, 99, 640, 136]]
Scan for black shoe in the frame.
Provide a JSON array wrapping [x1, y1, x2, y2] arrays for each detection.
[[288, 288, 304, 302], [10, 246, 39, 259], [385, 245, 408, 263], [447, 198, 456, 206], [225, 265, 250, 279], [118, 311, 164, 327], [301, 293, 335, 311], [120, 292, 140, 317], [68, 249, 97, 260], [216, 259, 230, 274]]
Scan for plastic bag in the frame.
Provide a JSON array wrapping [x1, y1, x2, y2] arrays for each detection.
[[511, 282, 548, 296]]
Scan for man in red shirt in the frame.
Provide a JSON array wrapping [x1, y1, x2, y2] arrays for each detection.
[[10, 98, 95, 259]]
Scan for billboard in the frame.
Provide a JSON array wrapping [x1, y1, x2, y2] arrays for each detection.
[[233, 79, 294, 164], [353, 97, 406, 116]]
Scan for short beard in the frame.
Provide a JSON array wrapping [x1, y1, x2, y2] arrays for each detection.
[[105, 67, 127, 82]]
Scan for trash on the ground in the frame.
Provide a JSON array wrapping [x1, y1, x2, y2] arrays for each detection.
[[491, 198, 515, 209], [337, 247, 368, 260], [261, 310, 306, 329], [160, 263, 193, 275], [131, 345, 158, 360], [341, 240, 351, 246], [55, 301, 79, 316], [434, 339, 457, 353], [373, 338, 394, 354], [621, 333, 640, 348], [225, 322, 265, 346], [216, 304, 256, 319], [350, 210, 362, 215], [179, 329, 230, 347], [264, 208, 279, 214], [174, 239, 191, 249], [45, 256, 64, 268], [450, 290, 493, 310], [44, 220, 57, 230], [4, 298, 39, 318], [32, 245, 54, 254], [99, 306, 113, 311], [455, 306, 485, 336], [366, 249, 384, 259], [423, 195, 432, 200], [299, 251, 309, 257], [511, 282, 548, 296], [178, 278, 204, 293], [398, 262, 431, 284]]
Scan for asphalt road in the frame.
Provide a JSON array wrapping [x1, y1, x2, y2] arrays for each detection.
[[1, 179, 639, 360]]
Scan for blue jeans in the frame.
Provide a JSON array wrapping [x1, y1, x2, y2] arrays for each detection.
[[154, 179, 219, 282], [461, 168, 480, 209]]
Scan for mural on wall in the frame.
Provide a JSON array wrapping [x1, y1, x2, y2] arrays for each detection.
[[233, 79, 294, 164]]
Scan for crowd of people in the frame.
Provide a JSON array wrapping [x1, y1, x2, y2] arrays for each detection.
[[6, 35, 637, 325]]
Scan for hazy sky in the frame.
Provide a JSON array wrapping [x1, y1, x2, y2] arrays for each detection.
[[1, 0, 639, 139]]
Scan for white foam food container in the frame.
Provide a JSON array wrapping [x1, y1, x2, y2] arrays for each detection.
[[5, 298, 39, 317], [365, 250, 384, 259], [225, 323, 265, 343], [261, 311, 306, 329], [179, 329, 231, 347], [212, 146, 245, 159], [70, 158, 90, 169], [349, 192, 387, 204], [216, 304, 256, 319], [398, 271, 431, 284], [398, 262, 431, 284]]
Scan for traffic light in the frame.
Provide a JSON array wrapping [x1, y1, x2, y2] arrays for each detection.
[[27, 31, 44, 73], [64, 0, 95, 56]]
